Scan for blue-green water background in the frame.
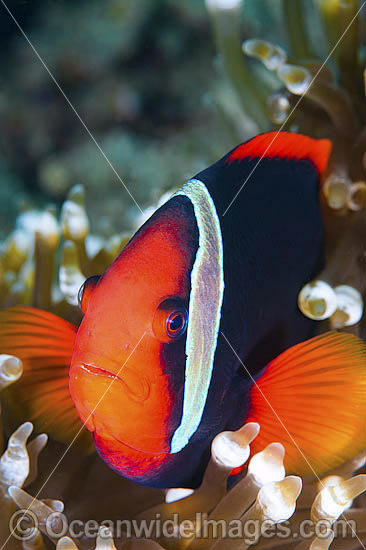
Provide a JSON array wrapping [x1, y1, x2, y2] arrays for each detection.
[[0, 0, 327, 238]]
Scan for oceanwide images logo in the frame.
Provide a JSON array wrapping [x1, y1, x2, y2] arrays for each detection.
[[9, 510, 357, 544]]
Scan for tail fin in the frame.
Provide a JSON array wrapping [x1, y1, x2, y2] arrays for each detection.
[[247, 331, 365, 476], [0, 306, 93, 451]]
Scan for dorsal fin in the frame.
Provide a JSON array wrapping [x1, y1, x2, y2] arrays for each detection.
[[228, 131, 332, 175]]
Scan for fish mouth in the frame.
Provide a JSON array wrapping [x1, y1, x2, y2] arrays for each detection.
[[69, 354, 174, 454], [71, 360, 150, 402], [79, 363, 122, 380]]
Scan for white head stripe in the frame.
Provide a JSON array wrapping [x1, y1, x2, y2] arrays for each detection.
[[170, 179, 224, 454]]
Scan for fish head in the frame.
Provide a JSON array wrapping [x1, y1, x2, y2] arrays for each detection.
[[69, 194, 204, 478]]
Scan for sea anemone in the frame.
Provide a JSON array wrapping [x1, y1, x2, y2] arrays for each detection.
[[1, 376, 365, 549], [205, 0, 365, 337]]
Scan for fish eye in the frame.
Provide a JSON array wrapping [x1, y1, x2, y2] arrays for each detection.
[[166, 311, 187, 338], [78, 275, 100, 313], [77, 282, 86, 309], [153, 298, 188, 343]]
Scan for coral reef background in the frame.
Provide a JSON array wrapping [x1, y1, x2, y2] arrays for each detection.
[[0, 0, 322, 238], [0, 0, 238, 238]]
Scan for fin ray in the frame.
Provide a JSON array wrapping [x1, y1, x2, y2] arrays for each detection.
[[228, 131, 332, 175], [0, 306, 93, 451], [247, 331, 366, 476]]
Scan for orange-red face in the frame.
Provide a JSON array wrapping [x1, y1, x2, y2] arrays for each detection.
[[69, 197, 199, 474]]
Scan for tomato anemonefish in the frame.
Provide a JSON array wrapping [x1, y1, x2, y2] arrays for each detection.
[[0, 132, 365, 489]]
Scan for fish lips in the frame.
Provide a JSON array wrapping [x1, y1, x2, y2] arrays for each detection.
[[69, 356, 172, 455], [78, 362, 149, 401]]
